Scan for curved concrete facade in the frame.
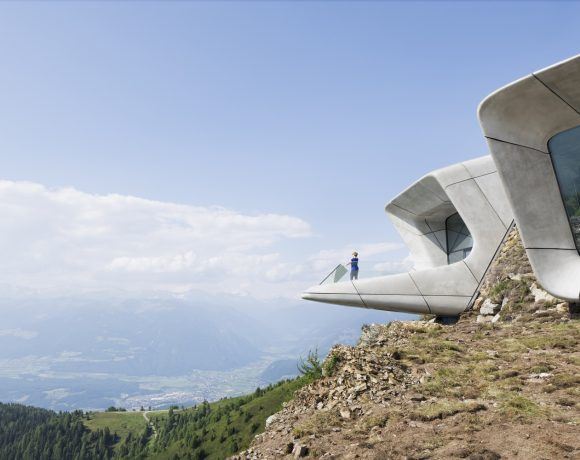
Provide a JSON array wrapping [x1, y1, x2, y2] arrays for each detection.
[[302, 156, 513, 316], [479, 55, 580, 301]]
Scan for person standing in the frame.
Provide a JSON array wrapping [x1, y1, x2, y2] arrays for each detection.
[[347, 251, 359, 280]]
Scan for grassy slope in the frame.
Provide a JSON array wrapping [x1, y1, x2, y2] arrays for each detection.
[[85, 411, 148, 444], [83, 376, 308, 459], [150, 377, 307, 459]]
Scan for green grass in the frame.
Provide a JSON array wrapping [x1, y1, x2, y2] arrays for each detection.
[[499, 393, 544, 419], [84, 411, 148, 444], [147, 377, 308, 459], [84, 376, 310, 459]]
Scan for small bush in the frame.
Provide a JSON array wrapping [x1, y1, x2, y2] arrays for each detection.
[[322, 352, 340, 377], [298, 349, 323, 381]]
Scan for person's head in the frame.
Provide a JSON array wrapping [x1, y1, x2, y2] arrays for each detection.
[[352, 251, 358, 257]]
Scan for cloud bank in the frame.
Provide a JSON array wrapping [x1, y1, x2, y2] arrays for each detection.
[[0, 180, 313, 298], [0, 180, 408, 300]]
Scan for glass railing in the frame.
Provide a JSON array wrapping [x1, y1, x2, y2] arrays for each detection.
[[318, 260, 410, 285], [319, 264, 348, 285]]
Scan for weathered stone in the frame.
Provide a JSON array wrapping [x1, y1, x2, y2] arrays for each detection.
[[477, 314, 493, 323], [265, 414, 277, 427], [530, 283, 557, 304], [340, 409, 351, 419], [480, 299, 500, 315], [292, 444, 308, 458], [491, 313, 501, 323]]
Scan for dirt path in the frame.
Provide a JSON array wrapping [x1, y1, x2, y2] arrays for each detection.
[[143, 411, 157, 438]]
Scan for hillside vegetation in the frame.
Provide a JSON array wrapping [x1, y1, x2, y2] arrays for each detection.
[[0, 375, 310, 459], [79, 376, 312, 459], [236, 229, 580, 459], [0, 403, 115, 459]]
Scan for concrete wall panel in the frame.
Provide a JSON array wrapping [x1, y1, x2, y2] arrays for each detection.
[[534, 55, 580, 112], [486, 140, 575, 250], [526, 249, 580, 300], [479, 75, 580, 152], [423, 296, 471, 316], [462, 157, 496, 178], [474, 172, 513, 228], [479, 55, 580, 301], [410, 262, 478, 297], [360, 295, 430, 314]]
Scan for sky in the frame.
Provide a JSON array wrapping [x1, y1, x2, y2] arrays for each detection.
[[0, 1, 579, 301]]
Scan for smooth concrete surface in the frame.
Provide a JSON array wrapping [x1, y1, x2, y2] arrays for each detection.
[[479, 74, 580, 153], [526, 249, 580, 300], [487, 140, 575, 249], [302, 155, 513, 315], [479, 55, 580, 301], [534, 55, 580, 113], [360, 295, 430, 314]]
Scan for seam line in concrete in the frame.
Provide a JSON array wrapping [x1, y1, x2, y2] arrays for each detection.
[[407, 272, 432, 314], [350, 281, 368, 309], [525, 247, 577, 251], [472, 174, 508, 231], [466, 220, 515, 311], [485, 136, 549, 155], [462, 260, 480, 285], [532, 73, 580, 117], [444, 170, 497, 190]]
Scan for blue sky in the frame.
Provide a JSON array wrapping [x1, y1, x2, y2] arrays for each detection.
[[0, 2, 579, 300]]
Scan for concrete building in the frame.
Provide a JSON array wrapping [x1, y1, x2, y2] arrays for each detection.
[[479, 54, 580, 302], [302, 156, 513, 316], [303, 55, 580, 315]]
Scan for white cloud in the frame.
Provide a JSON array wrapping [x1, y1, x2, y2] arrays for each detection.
[[0, 180, 311, 299], [0, 328, 38, 340], [0, 180, 413, 301]]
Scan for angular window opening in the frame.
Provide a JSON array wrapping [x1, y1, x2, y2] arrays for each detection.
[[446, 212, 473, 264], [549, 125, 580, 253]]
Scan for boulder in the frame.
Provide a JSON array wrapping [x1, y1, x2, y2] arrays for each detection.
[[480, 299, 500, 316]]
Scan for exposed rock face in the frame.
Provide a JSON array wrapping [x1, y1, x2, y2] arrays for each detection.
[[233, 229, 579, 459]]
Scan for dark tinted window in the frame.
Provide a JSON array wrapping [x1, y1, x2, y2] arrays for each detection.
[[549, 125, 580, 251], [446, 212, 473, 264]]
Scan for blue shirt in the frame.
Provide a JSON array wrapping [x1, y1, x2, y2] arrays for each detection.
[[351, 257, 359, 271]]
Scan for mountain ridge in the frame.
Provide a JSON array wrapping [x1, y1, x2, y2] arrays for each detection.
[[234, 228, 580, 459]]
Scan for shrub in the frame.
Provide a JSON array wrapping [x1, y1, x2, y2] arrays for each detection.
[[298, 349, 323, 381], [322, 352, 340, 377]]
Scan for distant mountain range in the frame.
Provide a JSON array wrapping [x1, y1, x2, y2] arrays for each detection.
[[0, 295, 412, 410]]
